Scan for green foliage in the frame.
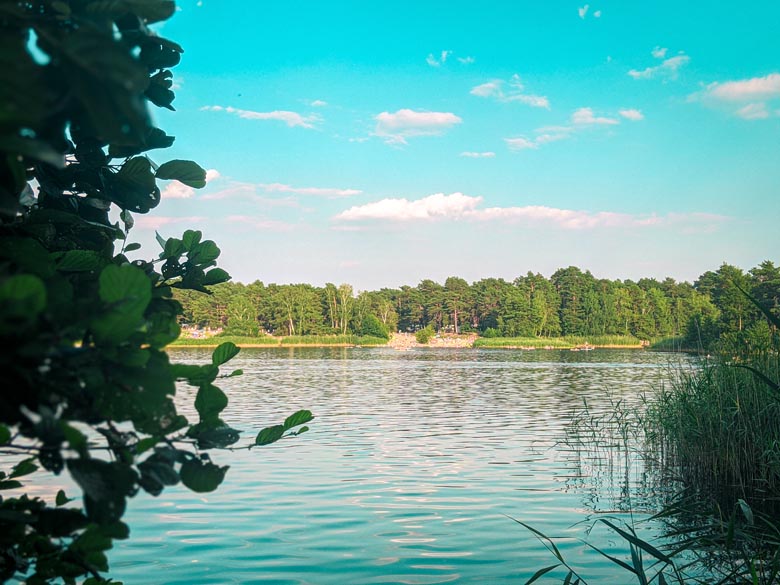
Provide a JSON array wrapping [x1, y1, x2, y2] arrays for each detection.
[[415, 325, 435, 344], [0, 3, 311, 583], [360, 314, 389, 340]]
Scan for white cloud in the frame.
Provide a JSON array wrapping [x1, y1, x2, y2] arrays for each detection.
[[619, 108, 644, 121], [374, 109, 462, 145], [704, 73, 780, 102], [571, 107, 619, 125], [201, 105, 321, 128], [135, 215, 206, 230], [310, 99, 328, 107], [652, 46, 668, 59], [335, 193, 480, 221], [578, 4, 589, 18], [333, 193, 729, 231], [426, 50, 452, 67], [161, 181, 195, 199], [470, 80, 502, 98], [457, 56, 475, 65], [460, 151, 496, 158], [161, 168, 220, 199], [593, 10, 601, 17], [693, 73, 780, 120], [470, 74, 550, 109], [736, 102, 770, 120], [257, 182, 362, 198], [628, 54, 690, 80], [225, 215, 295, 232], [504, 137, 538, 150]]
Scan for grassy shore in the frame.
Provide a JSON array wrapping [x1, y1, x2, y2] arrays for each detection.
[[168, 334, 389, 348], [473, 334, 644, 349]]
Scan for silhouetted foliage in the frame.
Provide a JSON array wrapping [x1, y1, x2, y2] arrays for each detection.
[[0, 3, 310, 583]]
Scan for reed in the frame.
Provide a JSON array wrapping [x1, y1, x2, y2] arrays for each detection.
[[169, 334, 388, 347], [474, 335, 643, 349]]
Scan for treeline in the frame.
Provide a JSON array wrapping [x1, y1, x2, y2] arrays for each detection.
[[173, 261, 780, 350]]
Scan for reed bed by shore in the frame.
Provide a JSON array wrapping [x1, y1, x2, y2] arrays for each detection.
[[169, 334, 389, 348], [473, 334, 644, 349]]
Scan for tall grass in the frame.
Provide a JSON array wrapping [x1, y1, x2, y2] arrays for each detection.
[[280, 334, 387, 346], [644, 357, 780, 512], [474, 334, 643, 349], [169, 334, 388, 347]]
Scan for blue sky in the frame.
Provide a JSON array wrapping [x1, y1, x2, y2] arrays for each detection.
[[134, 0, 780, 289]]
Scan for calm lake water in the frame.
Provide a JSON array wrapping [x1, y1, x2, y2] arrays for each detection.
[[29, 348, 696, 584]]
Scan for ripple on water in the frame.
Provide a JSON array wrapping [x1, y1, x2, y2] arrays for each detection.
[[20, 348, 692, 584]]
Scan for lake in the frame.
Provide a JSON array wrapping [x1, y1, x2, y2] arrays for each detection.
[[48, 348, 696, 583]]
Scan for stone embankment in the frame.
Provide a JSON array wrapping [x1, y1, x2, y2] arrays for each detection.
[[387, 332, 477, 350]]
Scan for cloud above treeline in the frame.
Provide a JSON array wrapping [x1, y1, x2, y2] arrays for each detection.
[[200, 105, 321, 128], [374, 109, 462, 145], [628, 48, 690, 80], [695, 72, 780, 120], [470, 74, 550, 109], [161, 168, 221, 199], [333, 192, 727, 231], [503, 106, 642, 150]]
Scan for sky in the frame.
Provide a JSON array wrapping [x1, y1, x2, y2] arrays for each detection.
[[133, 0, 780, 290]]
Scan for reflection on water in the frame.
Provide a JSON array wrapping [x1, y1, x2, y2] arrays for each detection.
[[31, 348, 695, 583]]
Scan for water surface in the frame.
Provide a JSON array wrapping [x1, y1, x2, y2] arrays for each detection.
[[72, 349, 697, 583]]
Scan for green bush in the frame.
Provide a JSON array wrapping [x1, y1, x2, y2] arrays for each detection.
[[415, 325, 435, 344], [361, 314, 390, 339]]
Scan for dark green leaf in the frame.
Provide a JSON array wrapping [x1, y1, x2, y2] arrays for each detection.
[[524, 564, 560, 585], [0, 480, 23, 490], [9, 458, 38, 479], [179, 458, 228, 493], [283, 410, 314, 430], [55, 250, 103, 272], [255, 425, 285, 446], [155, 231, 167, 249], [0, 424, 10, 445], [189, 240, 220, 265], [182, 229, 202, 250], [56, 489, 72, 506], [194, 384, 228, 421], [194, 426, 241, 449], [124, 242, 142, 252], [212, 342, 240, 366], [156, 160, 206, 188], [202, 268, 230, 286]]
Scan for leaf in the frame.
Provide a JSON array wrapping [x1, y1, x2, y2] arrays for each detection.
[[9, 458, 38, 479], [283, 410, 314, 431], [202, 268, 230, 286], [212, 342, 239, 366], [179, 458, 228, 493], [0, 480, 23, 490], [193, 426, 241, 449], [188, 240, 220, 265], [194, 384, 228, 421], [181, 229, 202, 250], [734, 365, 780, 393], [0, 274, 47, 323], [98, 264, 151, 311], [155, 160, 207, 188], [0, 424, 10, 445], [155, 231, 167, 249], [735, 282, 780, 330], [125, 0, 176, 23], [599, 519, 673, 564], [255, 425, 285, 446], [124, 242, 141, 252], [524, 564, 561, 585], [55, 250, 104, 272], [56, 489, 72, 506]]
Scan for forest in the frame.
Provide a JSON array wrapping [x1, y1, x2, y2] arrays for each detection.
[[174, 260, 780, 351]]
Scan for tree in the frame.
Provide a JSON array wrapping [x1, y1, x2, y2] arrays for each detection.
[[0, 3, 310, 583]]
